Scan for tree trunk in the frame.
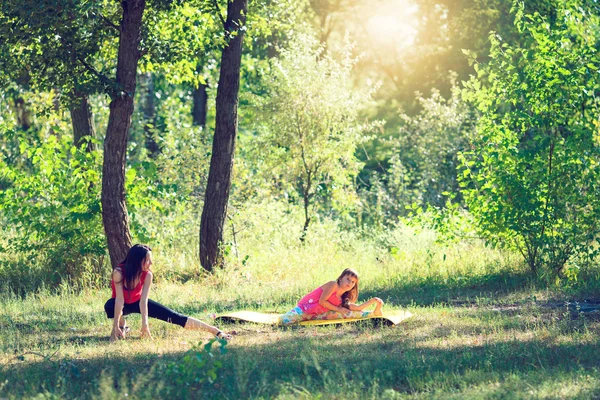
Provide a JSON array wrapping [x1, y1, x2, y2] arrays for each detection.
[[141, 72, 160, 157], [192, 80, 208, 128], [101, 0, 146, 268], [70, 94, 97, 152], [199, 0, 248, 271], [53, 88, 61, 112], [300, 193, 311, 242], [14, 97, 31, 131]]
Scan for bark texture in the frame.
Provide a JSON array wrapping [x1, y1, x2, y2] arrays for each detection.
[[101, 0, 145, 268], [199, 0, 248, 271], [70, 94, 97, 152]]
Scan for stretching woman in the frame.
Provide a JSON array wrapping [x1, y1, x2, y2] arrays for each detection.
[[104, 244, 231, 342]]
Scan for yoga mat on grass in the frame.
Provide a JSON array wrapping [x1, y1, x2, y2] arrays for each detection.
[[216, 310, 413, 327]]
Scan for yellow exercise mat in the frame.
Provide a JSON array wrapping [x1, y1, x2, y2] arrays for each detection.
[[216, 310, 413, 327]]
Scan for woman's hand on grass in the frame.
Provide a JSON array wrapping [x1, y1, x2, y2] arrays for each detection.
[[110, 326, 123, 343], [140, 325, 152, 339]]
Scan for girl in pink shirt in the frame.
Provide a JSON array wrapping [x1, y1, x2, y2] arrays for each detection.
[[278, 268, 384, 325]]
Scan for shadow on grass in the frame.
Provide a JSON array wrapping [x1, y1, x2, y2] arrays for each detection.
[[186, 331, 600, 398], [1, 310, 104, 335], [3, 322, 600, 399], [360, 269, 537, 308]]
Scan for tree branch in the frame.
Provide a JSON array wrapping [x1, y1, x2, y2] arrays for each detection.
[[212, 0, 226, 29], [76, 56, 113, 89], [139, 47, 149, 59], [98, 13, 120, 32]]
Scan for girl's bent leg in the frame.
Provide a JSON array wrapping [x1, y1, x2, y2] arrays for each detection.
[[313, 310, 345, 320], [347, 310, 370, 318], [314, 310, 371, 320], [104, 299, 142, 318], [278, 306, 308, 325], [374, 300, 384, 316]]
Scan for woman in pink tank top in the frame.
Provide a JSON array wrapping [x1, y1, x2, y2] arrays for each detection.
[[278, 268, 384, 325], [104, 244, 232, 342]]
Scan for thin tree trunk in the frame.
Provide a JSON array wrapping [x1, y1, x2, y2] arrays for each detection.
[[192, 80, 208, 128], [14, 97, 31, 131], [141, 72, 160, 157], [53, 88, 61, 112], [70, 94, 97, 152], [300, 192, 311, 242], [199, 0, 248, 271], [101, 0, 146, 268]]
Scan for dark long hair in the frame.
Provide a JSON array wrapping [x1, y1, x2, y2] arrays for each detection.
[[117, 244, 151, 290], [338, 268, 359, 308]]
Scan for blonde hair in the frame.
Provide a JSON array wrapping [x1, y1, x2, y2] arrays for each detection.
[[337, 268, 359, 308]]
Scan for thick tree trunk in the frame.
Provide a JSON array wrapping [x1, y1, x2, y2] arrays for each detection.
[[199, 0, 248, 271], [192, 80, 208, 128], [70, 94, 97, 152], [101, 0, 146, 268], [141, 72, 160, 157]]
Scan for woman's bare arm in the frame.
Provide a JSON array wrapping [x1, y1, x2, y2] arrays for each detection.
[[139, 271, 153, 339]]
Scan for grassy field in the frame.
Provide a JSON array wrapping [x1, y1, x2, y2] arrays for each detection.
[[1, 224, 600, 399]]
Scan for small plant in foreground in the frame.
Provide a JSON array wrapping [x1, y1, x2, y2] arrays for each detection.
[[159, 338, 228, 396]]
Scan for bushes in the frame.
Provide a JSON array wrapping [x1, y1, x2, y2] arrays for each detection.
[[459, 3, 600, 275], [359, 86, 475, 226], [0, 130, 105, 289]]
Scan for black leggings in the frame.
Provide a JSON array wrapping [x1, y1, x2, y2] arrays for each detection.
[[104, 298, 189, 328]]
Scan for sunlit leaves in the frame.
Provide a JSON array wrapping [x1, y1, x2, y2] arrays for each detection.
[[250, 33, 375, 231], [459, 2, 600, 275], [0, 0, 120, 100], [0, 129, 105, 280]]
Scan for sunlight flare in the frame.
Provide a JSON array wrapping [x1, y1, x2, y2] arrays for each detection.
[[366, 0, 418, 49]]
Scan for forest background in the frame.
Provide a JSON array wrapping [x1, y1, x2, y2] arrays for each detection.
[[1, 0, 600, 398]]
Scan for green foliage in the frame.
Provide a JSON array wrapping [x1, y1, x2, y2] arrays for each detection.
[[141, 1, 223, 86], [250, 33, 376, 235], [158, 338, 228, 397], [404, 196, 477, 246], [0, 0, 119, 99], [122, 82, 212, 250], [459, 1, 600, 275], [0, 129, 105, 287], [359, 86, 475, 226]]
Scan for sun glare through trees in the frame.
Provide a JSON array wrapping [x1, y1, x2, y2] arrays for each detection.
[[365, 0, 418, 51]]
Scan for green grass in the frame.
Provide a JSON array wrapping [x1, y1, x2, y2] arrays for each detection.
[[1, 222, 600, 399], [1, 285, 599, 399]]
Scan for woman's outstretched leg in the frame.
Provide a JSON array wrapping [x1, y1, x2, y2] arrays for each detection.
[[184, 317, 231, 339], [146, 299, 231, 340]]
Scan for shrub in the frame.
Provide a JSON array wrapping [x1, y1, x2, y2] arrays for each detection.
[[459, 3, 600, 275], [0, 130, 105, 287]]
